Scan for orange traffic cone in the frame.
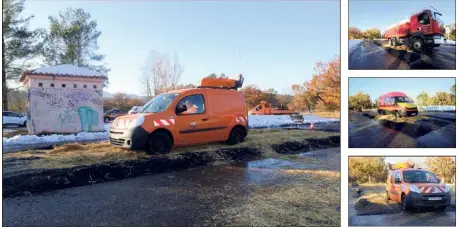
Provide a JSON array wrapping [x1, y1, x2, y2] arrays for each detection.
[[310, 121, 315, 130]]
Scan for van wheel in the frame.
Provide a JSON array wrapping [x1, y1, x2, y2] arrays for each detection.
[[227, 127, 245, 145], [412, 38, 424, 53], [147, 132, 172, 154], [395, 111, 400, 118], [22, 120, 27, 127], [402, 195, 410, 211], [385, 191, 391, 201], [104, 117, 110, 123]]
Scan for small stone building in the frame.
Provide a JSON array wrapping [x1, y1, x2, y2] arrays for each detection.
[[19, 64, 106, 134]]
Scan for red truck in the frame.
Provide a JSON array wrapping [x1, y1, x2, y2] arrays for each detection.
[[383, 7, 446, 53]]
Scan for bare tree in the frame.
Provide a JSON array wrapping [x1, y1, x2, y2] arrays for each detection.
[[169, 52, 183, 88], [113, 92, 128, 108], [141, 50, 184, 98]]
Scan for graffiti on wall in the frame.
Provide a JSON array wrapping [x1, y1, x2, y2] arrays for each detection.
[[77, 106, 99, 132], [28, 87, 103, 134]]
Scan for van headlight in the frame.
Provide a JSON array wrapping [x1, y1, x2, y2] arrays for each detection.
[[443, 185, 451, 193], [410, 185, 421, 193], [131, 115, 145, 128]]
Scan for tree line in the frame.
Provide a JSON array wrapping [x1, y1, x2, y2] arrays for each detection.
[[290, 57, 340, 112], [349, 84, 456, 111], [3, 0, 108, 111], [349, 27, 382, 40], [349, 157, 455, 184]]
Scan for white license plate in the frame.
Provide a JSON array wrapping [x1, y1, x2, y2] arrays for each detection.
[[428, 197, 442, 201], [410, 112, 417, 116]]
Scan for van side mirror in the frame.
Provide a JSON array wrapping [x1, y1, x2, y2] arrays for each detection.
[[176, 104, 187, 114]]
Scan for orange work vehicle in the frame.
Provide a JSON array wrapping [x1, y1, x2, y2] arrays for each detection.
[[109, 74, 248, 154], [386, 162, 451, 211], [249, 101, 299, 115], [377, 92, 418, 118]]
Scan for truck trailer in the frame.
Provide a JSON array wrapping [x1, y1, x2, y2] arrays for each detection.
[[383, 7, 446, 53]]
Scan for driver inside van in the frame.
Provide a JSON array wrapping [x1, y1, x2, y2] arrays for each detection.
[[182, 99, 198, 114]]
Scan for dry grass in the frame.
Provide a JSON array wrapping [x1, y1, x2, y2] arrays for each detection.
[[375, 114, 428, 123], [3, 129, 338, 170], [355, 192, 397, 215], [304, 111, 340, 119], [381, 43, 411, 52], [212, 171, 340, 226]]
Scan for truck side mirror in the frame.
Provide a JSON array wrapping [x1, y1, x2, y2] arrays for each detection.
[[176, 104, 188, 114]]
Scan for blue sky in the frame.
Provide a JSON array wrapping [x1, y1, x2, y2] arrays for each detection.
[[22, 1, 340, 96], [349, 78, 456, 101], [349, 0, 456, 31]]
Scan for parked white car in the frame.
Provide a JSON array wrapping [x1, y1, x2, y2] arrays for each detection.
[[128, 106, 143, 114], [3, 111, 27, 127]]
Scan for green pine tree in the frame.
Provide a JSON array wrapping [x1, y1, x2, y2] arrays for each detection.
[[42, 8, 109, 84], [2, 0, 42, 111]]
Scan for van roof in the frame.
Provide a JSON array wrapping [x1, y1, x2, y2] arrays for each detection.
[[391, 168, 428, 172], [166, 87, 239, 94], [380, 92, 408, 97]]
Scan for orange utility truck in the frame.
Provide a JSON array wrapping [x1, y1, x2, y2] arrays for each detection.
[[109, 74, 248, 154], [249, 101, 299, 115], [386, 161, 451, 211]]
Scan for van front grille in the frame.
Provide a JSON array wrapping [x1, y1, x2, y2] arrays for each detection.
[[110, 137, 125, 146]]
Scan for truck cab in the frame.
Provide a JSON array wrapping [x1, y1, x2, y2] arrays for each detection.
[[377, 92, 418, 118], [109, 74, 248, 154], [384, 7, 446, 53], [386, 162, 451, 211], [409, 8, 446, 49]]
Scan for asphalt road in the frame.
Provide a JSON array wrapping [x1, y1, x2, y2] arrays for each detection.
[[349, 111, 456, 148], [348, 186, 456, 226], [349, 40, 456, 70], [3, 148, 340, 227]]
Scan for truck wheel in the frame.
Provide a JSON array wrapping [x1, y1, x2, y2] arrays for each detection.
[[412, 38, 424, 53], [389, 38, 392, 46], [402, 195, 410, 211], [227, 127, 245, 145], [385, 191, 391, 201], [147, 132, 172, 154], [392, 38, 397, 46], [104, 117, 110, 123]]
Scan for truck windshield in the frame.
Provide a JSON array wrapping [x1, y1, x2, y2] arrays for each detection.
[[403, 170, 439, 183], [140, 93, 179, 113], [432, 11, 443, 24], [394, 96, 412, 103]]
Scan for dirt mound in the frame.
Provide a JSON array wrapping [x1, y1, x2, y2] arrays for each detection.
[[355, 192, 401, 216]]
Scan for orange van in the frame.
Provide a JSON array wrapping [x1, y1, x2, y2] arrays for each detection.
[[109, 75, 248, 154], [386, 164, 451, 211]]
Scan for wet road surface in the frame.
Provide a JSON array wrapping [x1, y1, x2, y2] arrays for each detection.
[[3, 148, 340, 227], [349, 40, 456, 70], [349, 112, 456, 148], [348, 187, 456, 226]]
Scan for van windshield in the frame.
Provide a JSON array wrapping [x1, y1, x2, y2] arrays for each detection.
[[394, 96, 413, 103], [403, 170, 439, 183], [140, 93, 179, 113]]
